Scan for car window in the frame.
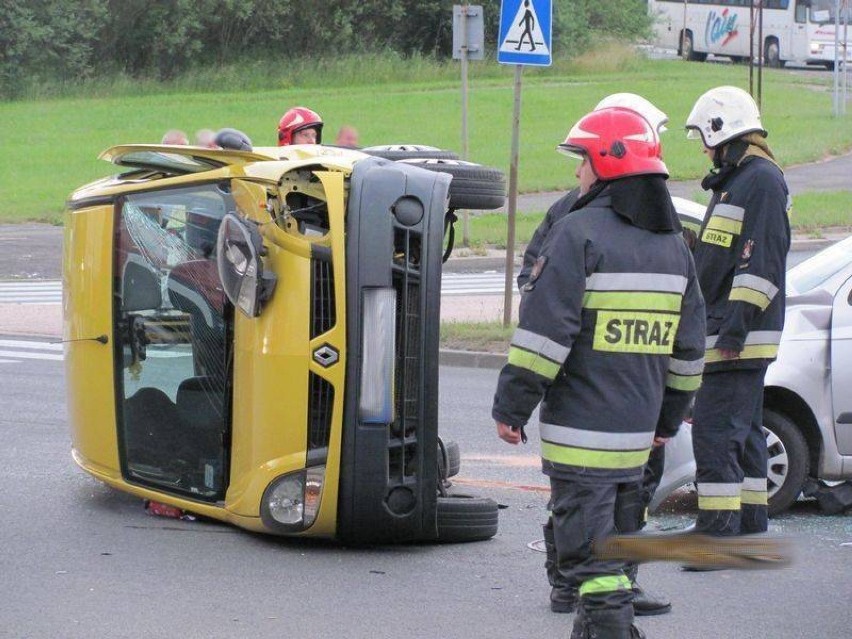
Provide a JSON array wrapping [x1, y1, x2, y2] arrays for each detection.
[[787, 236, 852, 295], [115, 150, 225, 174], [115, 183, 232, 500]]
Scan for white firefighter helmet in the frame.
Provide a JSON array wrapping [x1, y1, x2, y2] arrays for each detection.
[[685, 85, 766, 148], [595, 93, 669, 134]]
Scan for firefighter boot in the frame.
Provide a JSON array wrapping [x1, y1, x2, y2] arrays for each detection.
[[578, 608, 646, 639], [625, 565, 671, 616], [543, 523, 577, 613], [631, 583, 671, 616]]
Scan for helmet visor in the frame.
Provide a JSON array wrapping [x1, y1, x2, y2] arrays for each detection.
[[685, 127, 703, 141], [556, 143, 587, 162]]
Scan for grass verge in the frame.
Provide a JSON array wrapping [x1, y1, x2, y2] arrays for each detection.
[[2, 50, 850, 222], [459, 191, 852, 247], [440, 321, 515, 354]]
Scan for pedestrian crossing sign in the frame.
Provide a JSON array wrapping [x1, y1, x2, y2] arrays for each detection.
[[497, 0, 552, 66]]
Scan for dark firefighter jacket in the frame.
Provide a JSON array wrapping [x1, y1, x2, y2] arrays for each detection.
[[694, 155, 791, 373], [518, 189, 579, 289], [492, 189, 706, 483]]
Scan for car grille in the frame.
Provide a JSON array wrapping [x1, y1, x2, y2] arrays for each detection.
[[389, 227, 422, 480], [311, 256, 335, 338], [307, 372, 334, 451]]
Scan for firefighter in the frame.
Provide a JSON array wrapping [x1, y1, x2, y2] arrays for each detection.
[[519, 94, 674, 617], [277, 106, 324, 146], [493, 107, 706, 639], [684, 86, 791, 541]]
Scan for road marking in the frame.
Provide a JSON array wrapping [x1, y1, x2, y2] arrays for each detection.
[[454, 477, 549, 494], [0, 339, 63, 351], [0, 338, 65, 364], [0, 349, 63, 361], [0, 280, 62, 305], [463, 453, 541, 467], [442, 272, 506, 296]]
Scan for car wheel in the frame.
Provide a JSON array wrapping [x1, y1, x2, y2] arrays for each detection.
[[681, 31, 707, 62], [436, 494, 499, 542], [361, 145, 459, 161], [764, 409, 809, 516], [764, 39, 783, 68], [401, 159, 506, 210], [438, 437, 461, 479]]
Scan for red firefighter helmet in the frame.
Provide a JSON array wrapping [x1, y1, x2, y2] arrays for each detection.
[[557, 107, 668, 180], [277, 107, 323, 146]]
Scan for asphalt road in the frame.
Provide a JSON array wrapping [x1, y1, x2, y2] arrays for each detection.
[[2, 354, 851, 639]]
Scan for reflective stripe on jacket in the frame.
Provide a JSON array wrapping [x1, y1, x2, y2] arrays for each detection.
[[492, 190, 706, 482], [693, 156, 791, 372]]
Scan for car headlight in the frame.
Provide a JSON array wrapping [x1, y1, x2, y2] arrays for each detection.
[[359, 288, 396, 423], [216, 213, 277, 318], [261, 467, 325, 532]]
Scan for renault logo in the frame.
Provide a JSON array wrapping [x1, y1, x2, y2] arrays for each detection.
[[313, 344, 339, 368]]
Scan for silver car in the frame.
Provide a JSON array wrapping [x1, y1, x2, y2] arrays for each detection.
[[654, 200, 852, 516]]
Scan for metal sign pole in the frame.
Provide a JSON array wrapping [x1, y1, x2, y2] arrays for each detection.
[[843, 0, 848, 116], [682, 0, 688, 60], [835, 0, 842, 115], [460, 4, 471, 246], [757, 1, 764, 110], [749, 0, 755, 95], [503, 64, 523, 328]]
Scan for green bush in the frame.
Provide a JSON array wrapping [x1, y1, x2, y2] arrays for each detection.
[[0, 0, 653, 100]]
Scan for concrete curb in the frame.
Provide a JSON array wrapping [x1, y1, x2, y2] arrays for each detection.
[[439, 348, 507, 370]]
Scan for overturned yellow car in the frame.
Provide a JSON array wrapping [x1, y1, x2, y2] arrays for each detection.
[[64, 143, 505, 543]]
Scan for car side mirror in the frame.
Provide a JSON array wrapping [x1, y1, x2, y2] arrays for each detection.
[[216, 213, 277, 317]]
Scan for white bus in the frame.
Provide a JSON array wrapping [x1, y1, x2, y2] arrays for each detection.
[[648, 0, 851, 69]]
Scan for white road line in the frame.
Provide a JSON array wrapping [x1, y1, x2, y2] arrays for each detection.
[[0, 281, 61, 287], [0, 281, 63, 304], [0, 349, 63, 361], [0, 339, 64, 351], [441, 272, 506, 296]]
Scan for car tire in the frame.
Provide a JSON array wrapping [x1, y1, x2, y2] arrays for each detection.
[[439, 437, 461, 479], [681, 31, 707, 62], [764, 39, 783, 68], [361, 145, 459, 161], [401, 159, 506, 210], [436, 494, 499, 542], [764, 409, 809, 516]]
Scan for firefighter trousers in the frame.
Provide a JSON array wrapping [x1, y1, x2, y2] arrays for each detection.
[[693, 367, 769, 535], [549, 477, 635, 617], [546, 446, 664, 593]]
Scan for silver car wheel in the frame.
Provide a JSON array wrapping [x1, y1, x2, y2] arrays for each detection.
[[764, 426, 788, 499]]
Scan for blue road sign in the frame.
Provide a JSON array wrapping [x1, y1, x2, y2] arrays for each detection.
[[497, 0, 552, 66]]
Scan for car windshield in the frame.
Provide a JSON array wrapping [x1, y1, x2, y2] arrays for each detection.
[[115, 150, 224, 174], [787, 235, 852, 295]]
